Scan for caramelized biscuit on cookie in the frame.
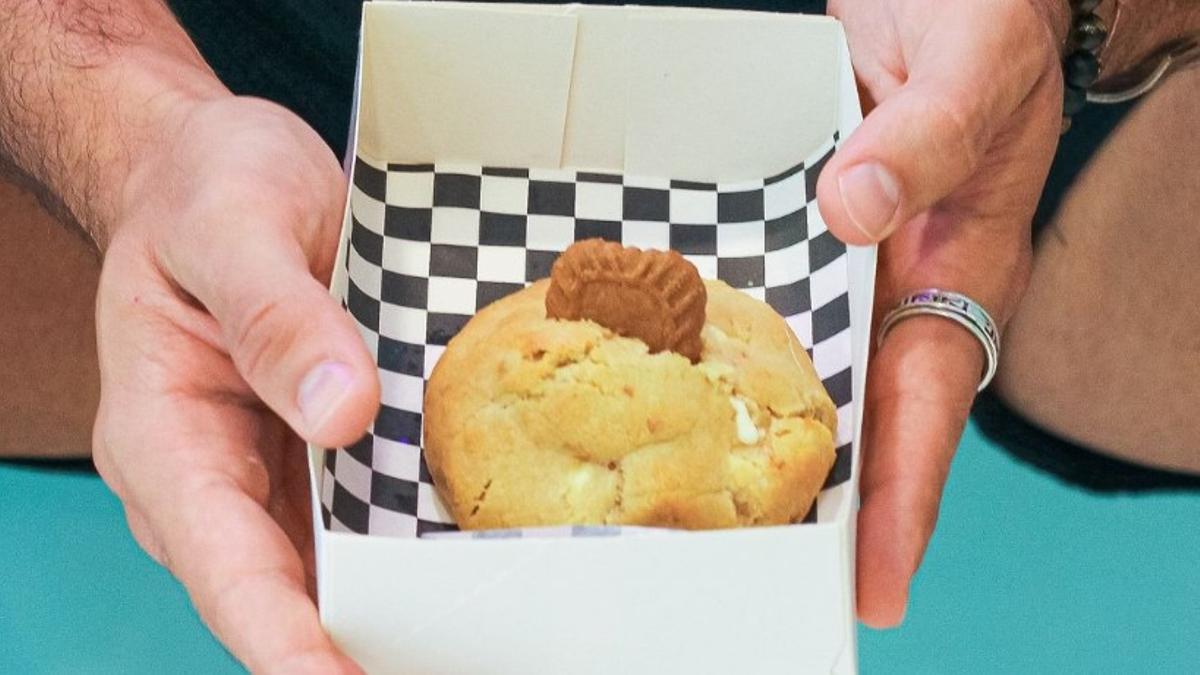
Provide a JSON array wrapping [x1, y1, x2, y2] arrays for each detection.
[[545, 239, 706, 362]]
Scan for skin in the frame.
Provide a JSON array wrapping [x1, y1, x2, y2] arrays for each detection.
[[0, 0, 1196, 670]]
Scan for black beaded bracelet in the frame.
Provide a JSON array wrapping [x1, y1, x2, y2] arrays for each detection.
[[1061, 0, 1108, 131]]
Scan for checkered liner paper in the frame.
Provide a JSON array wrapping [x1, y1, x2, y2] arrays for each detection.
[[322, 133, 855, 540]]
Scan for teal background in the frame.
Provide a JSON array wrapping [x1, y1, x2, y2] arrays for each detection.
[[2, 422, 1198, 674]]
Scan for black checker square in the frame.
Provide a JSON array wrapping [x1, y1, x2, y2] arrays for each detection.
[[373, 404, 423, 446], [370, 472, 419, 515], [425, 312, 471, 346], [479, 211, 527, 247], [351, 219, 384, 265], [823, 443, 853, 489], [331, 481, 370, 533], [385, 206, 433, 241], [717, 189, 765, 223], [821, 367, 853, 409], [416, 520, 460, 536], [808, 229, 845, 271], [764, 278, 811, 317], [377, 336, 424, 377], [344, 434, 374, 466], [346, 278, 379, 332], [813, 293, 851, 343], [575, 219, 623, 243], [717, 255, 766, 289], [805, 146, 833, 202], [380, 271, 428, 308], [433, 172, 481, 209], [428, 244, 478, 279], [476, 281, 525, 310], [528, 180, 576, 216], [525, 249, 560, 282], [623, 186, 670, 222], [353, 158, 387, 201], [765, 208, 807, 252], [669, 224, 717, 255]]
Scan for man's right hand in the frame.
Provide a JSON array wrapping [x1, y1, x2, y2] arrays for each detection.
[[93, 95, 378, 674]]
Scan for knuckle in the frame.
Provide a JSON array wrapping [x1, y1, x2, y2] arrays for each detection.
[[228, 294, 302, 386]]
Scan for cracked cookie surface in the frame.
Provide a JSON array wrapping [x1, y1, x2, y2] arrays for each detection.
[[423, 279, 837, 530]]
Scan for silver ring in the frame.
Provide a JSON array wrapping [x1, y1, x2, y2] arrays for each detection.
[[877, 289, 1000, 392]]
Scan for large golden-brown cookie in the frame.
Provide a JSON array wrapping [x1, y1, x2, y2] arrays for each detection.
[[423, 279, 838, 531]]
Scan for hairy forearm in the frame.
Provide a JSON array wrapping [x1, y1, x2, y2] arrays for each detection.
[[0, 0, 227, 248]]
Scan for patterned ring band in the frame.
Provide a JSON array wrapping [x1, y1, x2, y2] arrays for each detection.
[[877, 289, 1001, 392]]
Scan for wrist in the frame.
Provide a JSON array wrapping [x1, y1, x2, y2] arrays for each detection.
[[93, 54, 231, 251]]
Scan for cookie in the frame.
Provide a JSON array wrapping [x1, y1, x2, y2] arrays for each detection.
[[424, 279, 838, 531], [545, 239, 706, 362]]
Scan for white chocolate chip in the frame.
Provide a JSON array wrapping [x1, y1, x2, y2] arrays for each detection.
[[730, 397, 760, 445]]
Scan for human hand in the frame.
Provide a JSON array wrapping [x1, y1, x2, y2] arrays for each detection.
[[92, 96, 379, 673], [817, 0, 1070, 626]]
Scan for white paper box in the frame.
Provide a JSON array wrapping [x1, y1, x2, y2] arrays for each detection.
[[310, 3, 875, 673]]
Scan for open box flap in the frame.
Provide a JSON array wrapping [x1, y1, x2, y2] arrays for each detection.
[[357, 2, 843, 182]]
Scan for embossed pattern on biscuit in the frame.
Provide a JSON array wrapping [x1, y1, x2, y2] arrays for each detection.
[[545, 239, 707, 362]]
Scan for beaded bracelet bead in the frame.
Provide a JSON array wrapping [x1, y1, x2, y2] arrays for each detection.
[[1061, 0, 1108, 131]]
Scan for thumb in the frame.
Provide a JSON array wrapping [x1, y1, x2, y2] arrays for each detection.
[[167, 222, 380, 448], [818, 7, 1056, 244]]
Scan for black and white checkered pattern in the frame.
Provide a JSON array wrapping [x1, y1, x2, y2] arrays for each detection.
[[322, 134, 854, 538]]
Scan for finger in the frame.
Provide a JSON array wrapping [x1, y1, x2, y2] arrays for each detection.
[[120, 403, 357, 672], [163, 219, 380, 449], [818, 3, 1056, 243], [856, 313, 983, 627]]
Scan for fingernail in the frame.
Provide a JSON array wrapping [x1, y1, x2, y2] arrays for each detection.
[[838, 162, 900, 240], [298, 361, 355, 435]]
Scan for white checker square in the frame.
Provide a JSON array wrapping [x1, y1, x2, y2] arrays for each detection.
[[378, 303, 428, 345], [810, 255, 848, 309], [328, 514, 353, 533], [528, 167, 574, 182], [320, 464, 336, 513], [621, 221, 670, 250], [347, 245, 382, 299], [812, 329, 852, 379], [424, 344, 447, 378], [370, 436, 423, 482], [480, 175, 529, 215], [669, 188, 718, 225], [381, 239, 430, 277], [430, 207, 480, 246], [526, 215, 576, 251], [426, 277, 478, 315], [719, 178, 764, 193], [368, 506, 418, 537], [350, 187, 385, 234], [740, 286, 767, 301], [806, 201, 831, 238], [764, 171, 807, 220], [622, 174, 670, 190], [379, 369, 425, 413], [836, 405, 855, 447], [764, 246, 809, 286], [574, 181, 624, 221], [786, 312, 814, 349], [386, 171, 435, 208], [418, 482, 457, 523], [333, 451, 373, 503], [683, 254, 719, 280], [477, 246, 528, 283], [716, 221, 766, 258], [355, 321, 379, 359]]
